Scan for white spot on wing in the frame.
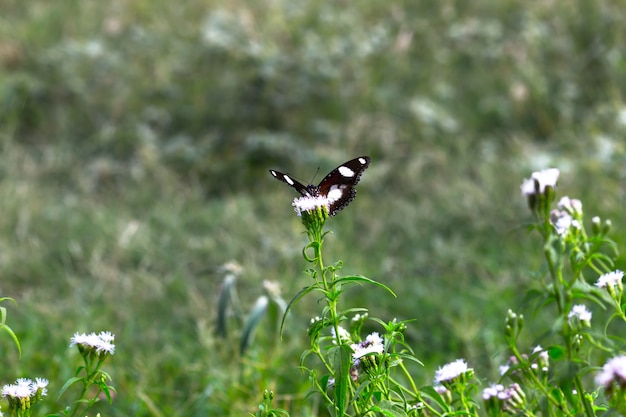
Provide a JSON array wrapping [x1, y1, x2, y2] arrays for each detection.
[[327, 187, 344, 202], [358, 157, 366, 164], [338, 166, 355, 177], [283, 174, 295, 185]]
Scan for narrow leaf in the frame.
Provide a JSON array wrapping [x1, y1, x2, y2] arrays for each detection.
[[56, 376, 83, 400], [240, 296, 269, 354], [0, 323, 21, 357], [216, 274, 237, 338], [372, 401, 409, 417], [280, 285, 317, 338], [333, 275, 396, 297]]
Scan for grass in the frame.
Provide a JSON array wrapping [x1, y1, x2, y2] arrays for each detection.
[[1, 0, 626, 415]]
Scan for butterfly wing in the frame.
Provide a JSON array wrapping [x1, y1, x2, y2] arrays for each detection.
[[317, 156, 371, 216], [269, 169, 309, 196]]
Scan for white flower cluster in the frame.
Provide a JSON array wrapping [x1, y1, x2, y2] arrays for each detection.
[[331, 326, 352, 345], [550, 196, 583, 237], [595, 270, 624, 289], [482, 383, 521, 401], [70, 331, 116, 355], [596, 355, 626, 388], [482, 382, 526, 412], [568, 304, 592, 324], [292, 195, 330, 217], [351, 332, 384, 360], [520, 168, 560, 196], [434, 359, 472, 384], [1, 377, 48, 400], [530, 345, 549, 373]]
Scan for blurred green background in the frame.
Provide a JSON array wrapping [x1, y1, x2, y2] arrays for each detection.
[[1, 0, 626, 415]]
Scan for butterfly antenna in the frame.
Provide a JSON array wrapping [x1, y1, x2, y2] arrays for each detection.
[[311, 166, 321, 184]]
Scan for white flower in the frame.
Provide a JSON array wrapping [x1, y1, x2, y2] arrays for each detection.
[[262, 280, 281, 298], [552, 212, 574, 236], [1, 384, 25, 399], [482, 384, 505, 400], [1, 384, 17, 399], [551, 208, 582, 236], [557, 196, 571, 209], [531, 346, 549, 372], [484, 383, 526, 409], [351, 332, 384, 360], [434, 359, 472, 384], [595, 270, 624, 289], [520, 168, 560, 195], [33, 378, 48, 394], [568, 304, 592, 323], [520, 179, 535, 195], [14, 379, 32, 390], [596, 355, 626, 388], [352, 313, 366, 322], [96, 340, 116, 355], [557, 196, 583, 215], [434, 385, 447, 394], [70, 331, 116, 355], [97, 331, 115, 343], [70, 332, 88, 345], [498, 364, 510, 376], [331, 326, 351, 344], [2, 379, 37, 399], [292, 196, 330, 217]]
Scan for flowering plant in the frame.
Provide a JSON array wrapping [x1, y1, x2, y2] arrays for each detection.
[[1, 330, 115, 417], [259, 164, 626, 417]]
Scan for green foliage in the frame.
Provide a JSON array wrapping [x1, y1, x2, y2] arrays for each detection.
[[1, 0, 626, 415], [276, 169, 623, 416], [0, 297, 21, 357]]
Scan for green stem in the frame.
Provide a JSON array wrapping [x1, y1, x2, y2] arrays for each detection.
[[574, 374, 595, 417], [308, 225, 361, 417]]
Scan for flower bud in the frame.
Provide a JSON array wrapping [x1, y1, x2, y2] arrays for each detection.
[[592, 216, 601, 235], [505, 310, 523, 340], [520, 168, 560, 218], [506, 383, 527, 411]]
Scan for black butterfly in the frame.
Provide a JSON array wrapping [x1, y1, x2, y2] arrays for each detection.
[[269, 156, 371, 216]]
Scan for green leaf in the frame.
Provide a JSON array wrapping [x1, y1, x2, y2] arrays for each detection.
[[419, 385, 451, 412], [280, 285, 317, 338], [337, 307, 368, 318], [303, 242, 320, 262], [0, 298, 21, 356], [329, 344, 352, 416], [100, 383, 115, 403], [395, 352, 424, 367], [0, 321, 21, 357], [353, 379, 371, 400], [57, 376, 83, 400], [240, 296, 269, 354], [267, 408, 290, 416], [332, 275, 396, 297], [548, 345, 564, 360], [216, 274, 238, 338], [266, 295, 287, 341], [371, 400, 409, 417]]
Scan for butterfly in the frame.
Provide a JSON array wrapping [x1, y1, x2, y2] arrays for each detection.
[[269, 156, 371, 216]]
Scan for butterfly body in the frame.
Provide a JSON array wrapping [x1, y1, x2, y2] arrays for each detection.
[[269, 156, 370, 216]]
